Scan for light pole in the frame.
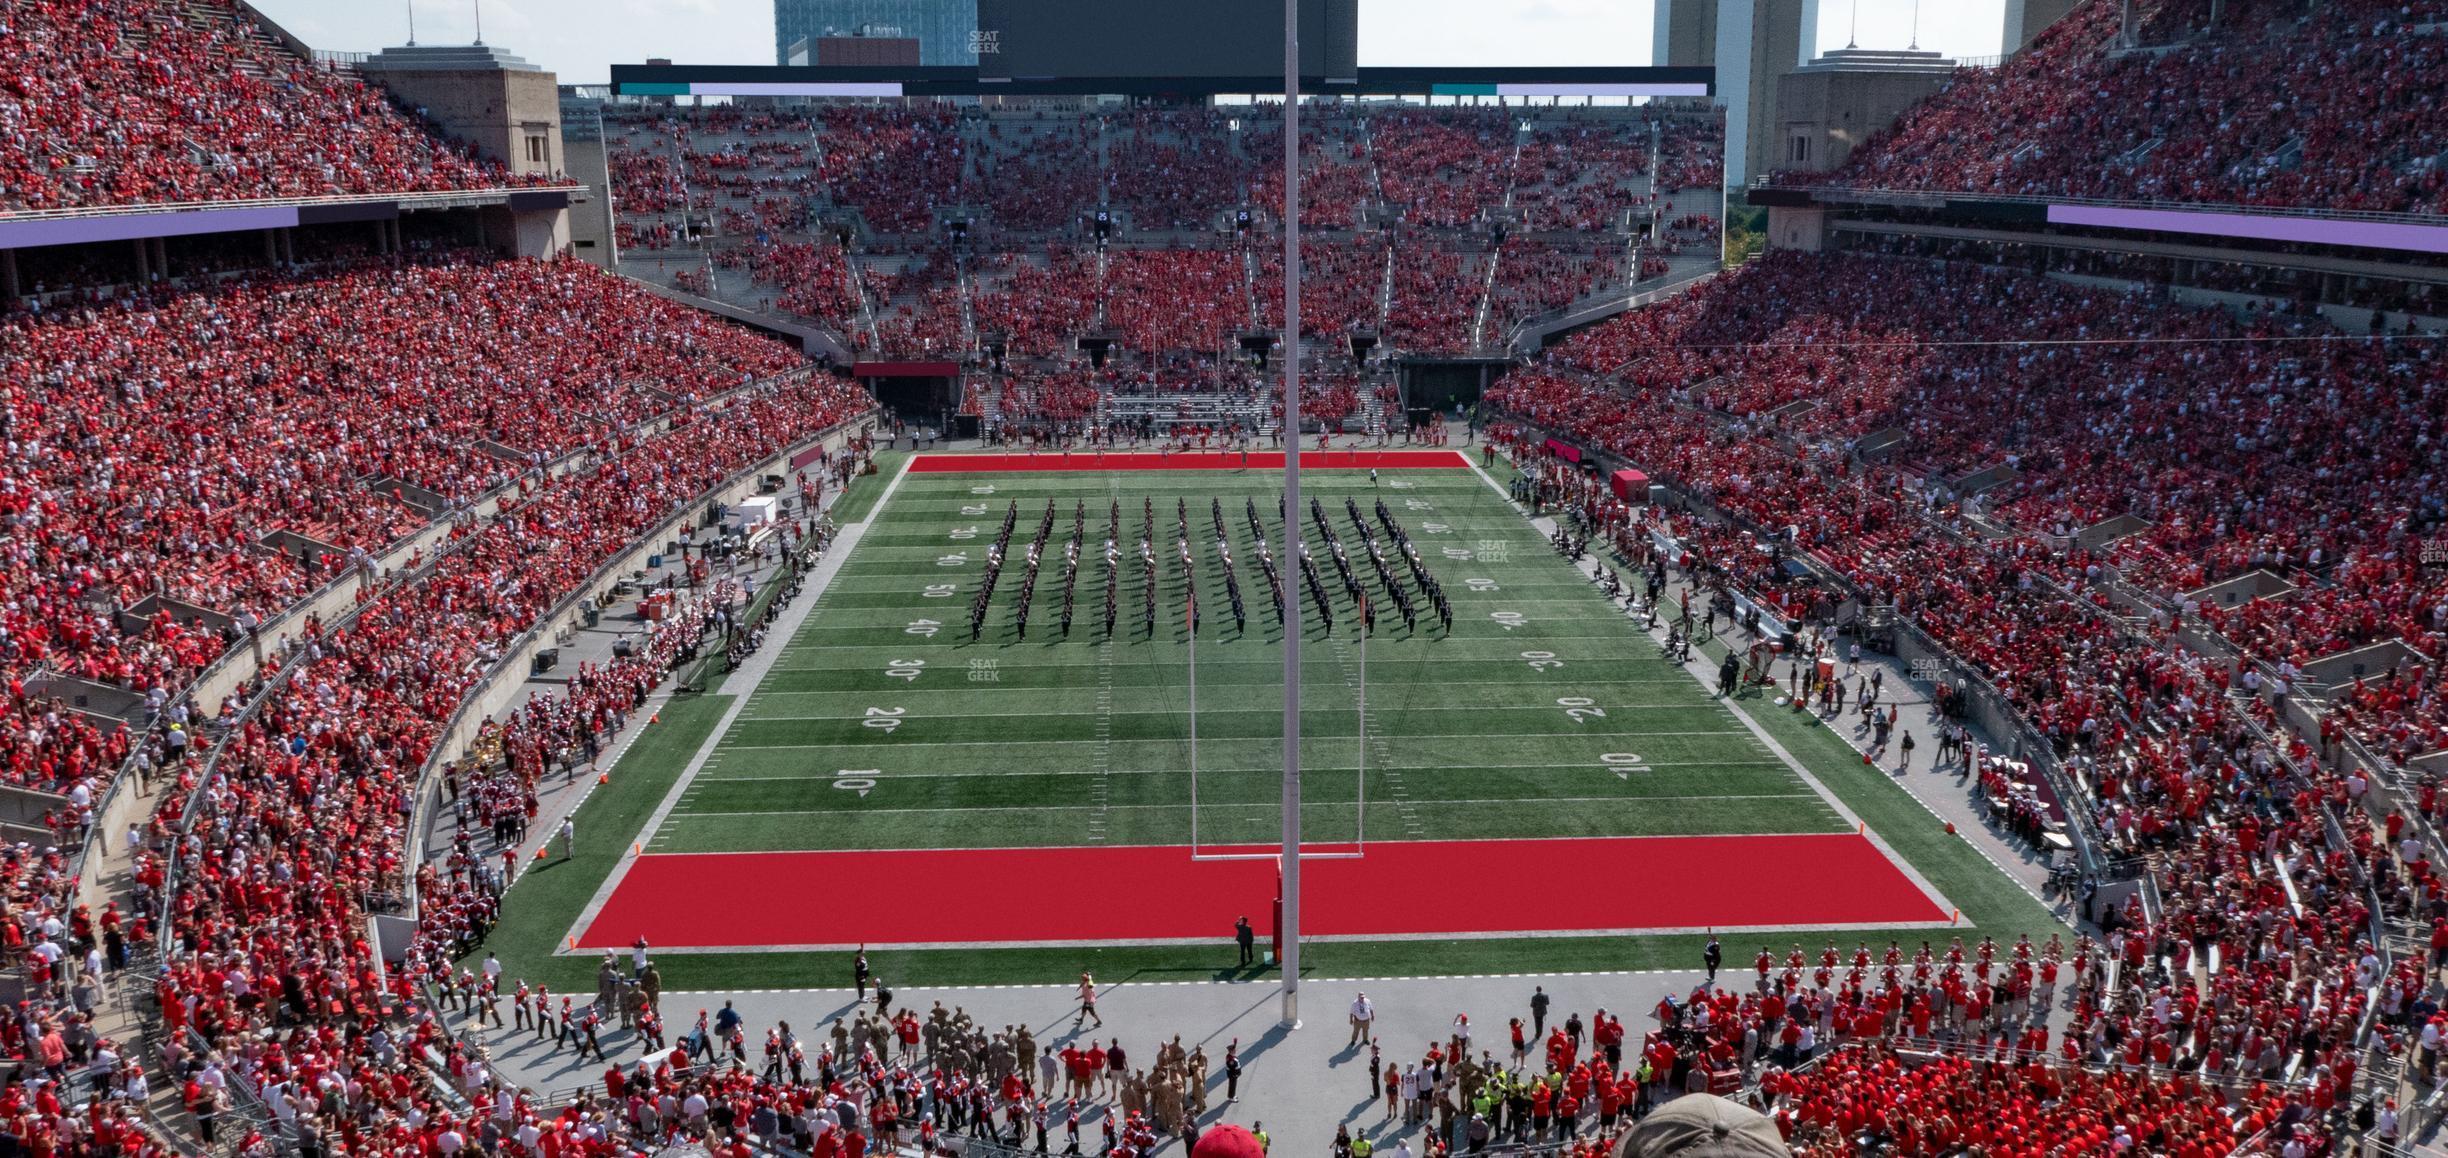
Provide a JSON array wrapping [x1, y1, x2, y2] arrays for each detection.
[[1278, 0, 1304, 1031]]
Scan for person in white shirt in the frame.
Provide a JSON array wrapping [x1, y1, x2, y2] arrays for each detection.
[[1348, 992, 1375, 1045], [27, 939, 61, 984]]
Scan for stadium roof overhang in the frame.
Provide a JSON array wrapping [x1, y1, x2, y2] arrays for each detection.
[[0, 187, 578, 251], [1749, 182, 2448, 258], [607, 64, 1714, 101]]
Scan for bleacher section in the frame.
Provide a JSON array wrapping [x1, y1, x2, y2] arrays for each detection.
[[1772, 0, 2448, 215], [1490, 246, 2448, 1146], [0, 0, 559, 213], [603, 103, 1726, 366]]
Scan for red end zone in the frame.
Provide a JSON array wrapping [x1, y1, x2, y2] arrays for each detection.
[[574, 834, 1947, 951], [908, 450, 1468, 473]]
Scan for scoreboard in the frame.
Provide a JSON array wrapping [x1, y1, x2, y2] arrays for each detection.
[[973, 0, 1358, 84]]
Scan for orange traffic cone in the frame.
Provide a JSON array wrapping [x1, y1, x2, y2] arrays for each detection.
[[533, 845, 549, 861], [597, 772, 609, 785]]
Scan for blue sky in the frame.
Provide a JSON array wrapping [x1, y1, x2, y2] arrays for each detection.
[[252, 0, 2008, 84]]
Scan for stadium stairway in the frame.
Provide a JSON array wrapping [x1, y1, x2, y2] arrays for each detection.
[[77, 771, 217, 1147]]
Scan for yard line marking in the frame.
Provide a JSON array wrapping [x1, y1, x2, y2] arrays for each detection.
[[618, 458, 913, 844], [769, 632, 1687, 650], [748, 676, 1702, 690], [691, 758, 1794, 781], [1527, 488, 1974, 927], [709, 729, 1754, 750], [1091, 639, 1114, 842], [1325, 634, 1421, 838], [561, 446, 911, 944], [669, 794, 1823, 819], [732, 702, 1731, 720]]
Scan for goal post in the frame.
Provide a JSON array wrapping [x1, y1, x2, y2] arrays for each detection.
[[1186, 584, 1368, 862]]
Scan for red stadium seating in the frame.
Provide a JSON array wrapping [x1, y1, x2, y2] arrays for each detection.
[[0, 256, 801, 807], [0, 0, 558, 212], [1775, 0, 2448, 215]]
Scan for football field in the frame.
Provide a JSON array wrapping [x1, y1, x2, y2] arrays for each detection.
[[568, 450, 1956, 955]]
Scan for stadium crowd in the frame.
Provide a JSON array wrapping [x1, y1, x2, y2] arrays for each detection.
[[0, 0, 557, 212], [0, 256, 796, 815], [1480, 245, 2448, 1149], [1533, 249, 2448, 708], [141, 369, 867, 1154], [18, 0, 2436, 1146], [1776, 0, 2448, 215], [599, 103, 1723, 366]]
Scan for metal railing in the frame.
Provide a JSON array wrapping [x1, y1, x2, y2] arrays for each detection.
[[0, 183, 582, 225], [150, 473, 819, 1156], [1503, 264, 1721, 354], [1559, 420, 2117, 877], [137, 370, 852, 1153], [399, 405, 876, 911]]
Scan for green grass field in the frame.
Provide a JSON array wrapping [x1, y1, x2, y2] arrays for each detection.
[[481, 455, 2066, 991], [659, 463, 1844, 855]]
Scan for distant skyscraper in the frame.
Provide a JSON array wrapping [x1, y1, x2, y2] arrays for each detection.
[[774, 0, 978, 66], [1654, 0, 1817, 190]]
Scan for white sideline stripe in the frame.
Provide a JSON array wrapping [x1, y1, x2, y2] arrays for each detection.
[[1480, 457, 1971, 927], [601, 828, 1863, 859], [666, 793, 1828, 819], [575, 453, 920, 936], [619, 966, 1754, 984], [690, 758, 1792, 781]]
